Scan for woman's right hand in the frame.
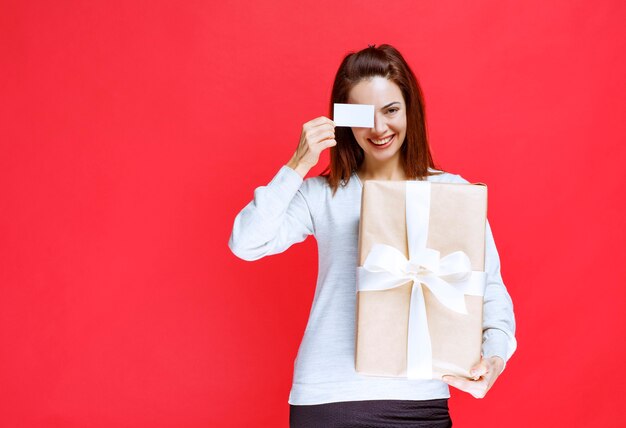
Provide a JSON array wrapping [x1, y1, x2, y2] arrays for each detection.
[[286, 116, 336, 178]]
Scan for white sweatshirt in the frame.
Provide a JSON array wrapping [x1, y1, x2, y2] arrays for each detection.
[[228, 165, 517, 405]]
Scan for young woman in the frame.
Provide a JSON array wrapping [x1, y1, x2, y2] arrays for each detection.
[[229, 44, 516, 427]]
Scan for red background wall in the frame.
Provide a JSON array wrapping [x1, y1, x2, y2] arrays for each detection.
[[2, 1, 625, 426]]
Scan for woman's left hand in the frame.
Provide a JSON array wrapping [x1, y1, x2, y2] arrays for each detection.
[[442, 356, 505, 399]]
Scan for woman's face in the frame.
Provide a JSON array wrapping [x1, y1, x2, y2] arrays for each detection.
[[347, 76, 407, 166]]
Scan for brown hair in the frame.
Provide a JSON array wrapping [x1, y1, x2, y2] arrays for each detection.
[[320, 44, 441, 195]]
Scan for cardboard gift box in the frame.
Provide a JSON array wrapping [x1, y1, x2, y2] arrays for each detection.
[[355, 180, 487, 380]]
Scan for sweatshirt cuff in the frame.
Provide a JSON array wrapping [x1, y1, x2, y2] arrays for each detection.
[[482, 329, 517, 373], [269, 165, 304, 194]]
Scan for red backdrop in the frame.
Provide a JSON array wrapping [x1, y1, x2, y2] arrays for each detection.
[[2, 1, 625, 426]]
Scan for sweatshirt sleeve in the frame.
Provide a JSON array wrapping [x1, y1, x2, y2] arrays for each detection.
[[481, 219, 518, 370], [228, 165, 315, 261]]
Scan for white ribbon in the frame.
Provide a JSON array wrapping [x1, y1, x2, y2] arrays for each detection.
[[357, 181, 486, 379]]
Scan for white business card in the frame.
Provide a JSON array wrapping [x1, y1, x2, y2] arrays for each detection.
[[333, 103, 375, 128]]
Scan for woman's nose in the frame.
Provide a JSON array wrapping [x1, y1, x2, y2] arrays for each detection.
[[372, 114, 388, 135]]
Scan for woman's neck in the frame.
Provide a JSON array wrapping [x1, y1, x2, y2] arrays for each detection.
[[357, 158, 407, 181]]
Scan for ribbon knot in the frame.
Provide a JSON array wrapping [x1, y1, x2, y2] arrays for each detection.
[[406, 264, 427, 276]]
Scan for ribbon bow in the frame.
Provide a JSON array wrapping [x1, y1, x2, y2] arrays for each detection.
[[358, 244, 472, 314]]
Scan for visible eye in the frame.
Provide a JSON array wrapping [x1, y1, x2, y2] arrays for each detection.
[[386, 108, 399, 114]]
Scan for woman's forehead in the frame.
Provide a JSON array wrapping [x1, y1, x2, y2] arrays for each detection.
[[347, 77, 404, 106]]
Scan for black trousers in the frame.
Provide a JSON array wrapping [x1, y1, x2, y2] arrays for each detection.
[[290, 399, 452, 428]]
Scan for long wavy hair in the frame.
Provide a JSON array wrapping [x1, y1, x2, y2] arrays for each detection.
[[321, 44, 440, 195]]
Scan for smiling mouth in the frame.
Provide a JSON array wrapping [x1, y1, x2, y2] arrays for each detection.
[[369, 134, 394, 146]]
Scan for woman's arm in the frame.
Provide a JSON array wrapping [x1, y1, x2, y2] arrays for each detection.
[[481, 220, 518, 366], [228, 165, 314, 261], [228, 116, 336, 261]]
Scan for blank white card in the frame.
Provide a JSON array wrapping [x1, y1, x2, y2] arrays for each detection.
[[333, 103, 375, 128]]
